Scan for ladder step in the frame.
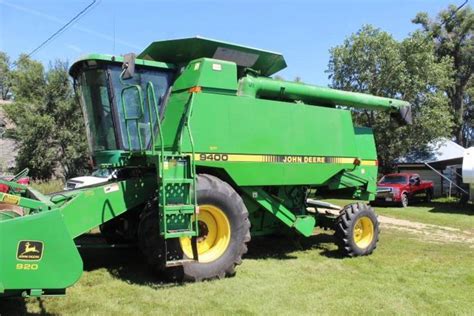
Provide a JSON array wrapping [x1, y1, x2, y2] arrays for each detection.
[[163, 178, 194, 184], [166, 259, 196, 267], [158, 153, 197, 241], [162, 204, 196, 212], [165, 230, 197, 239]]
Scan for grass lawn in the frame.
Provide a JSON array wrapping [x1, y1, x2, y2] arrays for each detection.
[[324, 198, 474, 232], [1, 199, 473, 315], [373, 200, 474, 232]]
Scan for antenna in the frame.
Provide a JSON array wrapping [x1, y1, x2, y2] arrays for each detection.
[[113, 8, 116, 54]]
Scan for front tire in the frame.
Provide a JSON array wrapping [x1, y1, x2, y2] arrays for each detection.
[[177, 174, 251, 281], [139, 174, 251, 282], [334, 203, 379, 257]]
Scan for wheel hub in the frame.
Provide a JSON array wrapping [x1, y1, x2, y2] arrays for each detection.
[[197, 220, 209, 242], [354, 223, 363, 239], [180, 204, 231, 263], [353, 216, 375, 249]]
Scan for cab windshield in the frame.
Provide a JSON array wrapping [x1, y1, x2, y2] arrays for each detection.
[[76, 64, 173, 152], [91, 169, 112, 178], [379, 175, 408, 184]]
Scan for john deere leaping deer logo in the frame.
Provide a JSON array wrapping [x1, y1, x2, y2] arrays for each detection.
[[17, 241, 44, 260]]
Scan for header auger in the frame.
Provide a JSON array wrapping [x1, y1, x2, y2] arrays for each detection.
[[0, 37, 411, 297]]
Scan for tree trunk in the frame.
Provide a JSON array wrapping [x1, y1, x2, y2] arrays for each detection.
[[453, 87, 465, 145]]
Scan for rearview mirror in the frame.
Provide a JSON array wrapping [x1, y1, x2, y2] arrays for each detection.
[[121, 53, 136, 79]]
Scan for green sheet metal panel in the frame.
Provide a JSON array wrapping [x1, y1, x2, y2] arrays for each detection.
[[164, 91, 377, 186], [138, 37, 286, 77], [184, 93, 358, 155], [173, 58, 238, 92], [0, 210, 83, 293], [62, 177, 157, 238]]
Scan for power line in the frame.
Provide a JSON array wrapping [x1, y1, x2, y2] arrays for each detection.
[[26, 0, 99, 58]]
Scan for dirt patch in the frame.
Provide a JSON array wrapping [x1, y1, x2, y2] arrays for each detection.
[[379, 215, 474, 247]]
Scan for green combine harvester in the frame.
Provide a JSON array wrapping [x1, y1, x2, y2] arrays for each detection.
[[0, 37, 411, 297]]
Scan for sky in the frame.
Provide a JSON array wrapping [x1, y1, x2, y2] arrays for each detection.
[[0, 0, 457, 85]]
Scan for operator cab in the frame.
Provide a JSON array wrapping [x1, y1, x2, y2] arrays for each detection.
[[69, 55, 175, 154], [69, 37, 287, 162]]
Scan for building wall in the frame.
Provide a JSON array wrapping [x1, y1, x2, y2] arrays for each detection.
[[411, 169, 442, 196], [397, 166, 442, 196], [397, 165, 464, 197]]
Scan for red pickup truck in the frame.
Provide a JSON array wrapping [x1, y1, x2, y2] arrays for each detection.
[[374, 173, 434, 207]]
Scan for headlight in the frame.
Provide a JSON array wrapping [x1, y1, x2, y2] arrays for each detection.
[[392, 187, 400, 194]]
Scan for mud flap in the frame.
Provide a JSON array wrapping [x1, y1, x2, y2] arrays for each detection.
[[0, 209, 83, 297]]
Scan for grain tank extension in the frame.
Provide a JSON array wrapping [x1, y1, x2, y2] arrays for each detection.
[[0, 37, 411, 297]]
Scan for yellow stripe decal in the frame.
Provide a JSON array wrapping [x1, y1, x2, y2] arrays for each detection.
[[194, 153, 376, 166], [360, 160, 378, 166], [1, 193, 21, 205]]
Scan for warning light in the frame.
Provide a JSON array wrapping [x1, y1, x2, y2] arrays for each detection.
[[189, 86, 202, 93]]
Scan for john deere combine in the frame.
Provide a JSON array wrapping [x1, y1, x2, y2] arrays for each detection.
[[0, 37, 411, 297]]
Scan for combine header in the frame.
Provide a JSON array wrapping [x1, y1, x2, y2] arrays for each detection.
[[0, 37, 411, 297]]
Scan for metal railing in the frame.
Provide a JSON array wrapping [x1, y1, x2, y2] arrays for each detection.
[[424, 162, 468, 196]]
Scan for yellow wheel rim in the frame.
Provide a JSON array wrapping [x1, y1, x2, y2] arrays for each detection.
[[353, 216, 374, 249], [180, 204, 231, 263]]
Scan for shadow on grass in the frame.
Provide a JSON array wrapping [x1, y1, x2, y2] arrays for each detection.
[[246, 233, 343, 260], [374, 200, 473, 216], [0, 298, 27, 316], [425, 201, 473, 216], [79, 246, 168, 288], [0, 297, 53, 316], [77, 231, 343, 288]]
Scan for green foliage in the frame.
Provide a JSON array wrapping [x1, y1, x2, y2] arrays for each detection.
[[413, 5, 473, 146], [0, 52, 12, 100], [10, 54, 46, 102], [4, 54, 88, 180], [327, 25, 455, 170]]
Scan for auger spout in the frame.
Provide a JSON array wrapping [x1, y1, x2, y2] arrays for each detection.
[[238, 75, 412, 124]]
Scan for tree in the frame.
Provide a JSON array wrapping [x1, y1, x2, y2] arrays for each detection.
[[327, 25, 454, 171], [4, 54, 88, 179], [0, 52, 12, 100], [413, 5, 473, 146]]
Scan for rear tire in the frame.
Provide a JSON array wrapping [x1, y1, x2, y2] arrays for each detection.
[[400, 193, 409, 207], [334, 203, 379, 257], [425, 189, 433, 203]]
